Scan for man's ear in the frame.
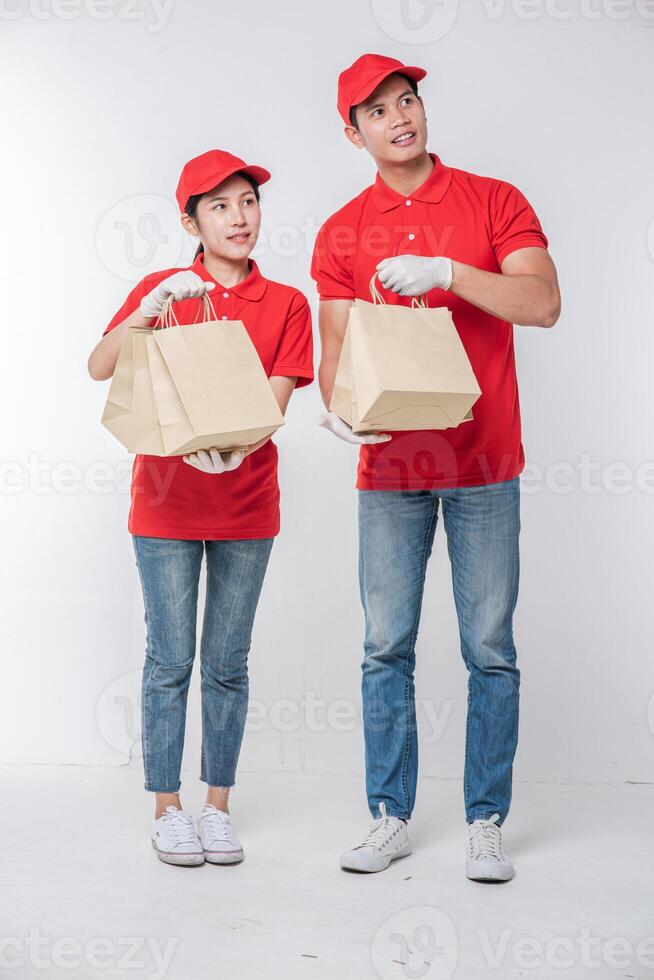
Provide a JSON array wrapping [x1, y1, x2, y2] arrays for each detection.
[[180, 213, 199, 238], [344, 125, 365, 150]]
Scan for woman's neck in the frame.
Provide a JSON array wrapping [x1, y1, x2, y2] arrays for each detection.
[[200, 252, 251, 288]]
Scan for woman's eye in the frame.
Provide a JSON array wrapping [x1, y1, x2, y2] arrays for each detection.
[[212, 203, 225, 211]]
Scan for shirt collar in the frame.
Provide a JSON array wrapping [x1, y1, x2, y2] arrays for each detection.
[[192, 254, 268, 301], [371, 153, 452, 213]]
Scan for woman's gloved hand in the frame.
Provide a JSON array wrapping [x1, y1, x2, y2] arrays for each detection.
[[140, 271, 214, 319], [317, 411, 391, 445], [182, 448, 245, 474]]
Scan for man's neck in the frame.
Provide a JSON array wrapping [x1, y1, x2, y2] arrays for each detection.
[[200, 252, 251, 288], [376, 151, 434, 197]]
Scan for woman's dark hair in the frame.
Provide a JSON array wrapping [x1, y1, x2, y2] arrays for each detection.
[[349, 73, 419, 129], [185, 171, 261, 259]]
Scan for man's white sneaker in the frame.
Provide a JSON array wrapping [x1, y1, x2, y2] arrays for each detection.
[[466, 813, 514, 881], [340, 802, 411, 873], [151, 806, 204, 866], [198, 804, 244, 864]]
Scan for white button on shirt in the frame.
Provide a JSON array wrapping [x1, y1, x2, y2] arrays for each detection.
[[405, 199, 412, 206], [223, 292, 229, 298], [221, 315, 228, 320], [408, 233, 415, 241]]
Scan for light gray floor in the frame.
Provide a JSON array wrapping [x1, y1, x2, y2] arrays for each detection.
[[2, 765, 651, 980]]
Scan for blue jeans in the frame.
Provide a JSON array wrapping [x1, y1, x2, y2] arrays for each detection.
[[132, 535, 274, 793], [358, 477, 521, 826]]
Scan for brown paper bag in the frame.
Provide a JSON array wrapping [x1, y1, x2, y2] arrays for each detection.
[[330, 274, 480, 433], [102, 324, 166, 454], [102, 293, 284, 455]]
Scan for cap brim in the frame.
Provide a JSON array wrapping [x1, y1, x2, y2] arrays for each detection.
[[186, 164, 272, 205], [351, 64, 427, 114]]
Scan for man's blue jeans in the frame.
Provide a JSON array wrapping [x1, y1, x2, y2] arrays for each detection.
[[132, 535, 274, 793], [358, 477, 521, 826]]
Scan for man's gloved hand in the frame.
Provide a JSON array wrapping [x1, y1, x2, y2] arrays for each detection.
[[376, 255, 453, 297], [317, 411, 391, 445], [140, 271, 214, 319], [182, 448, 245, 474]]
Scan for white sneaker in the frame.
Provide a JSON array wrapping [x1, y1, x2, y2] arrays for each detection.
[[151, 806, 204, 866], [198, 804, 244, 864], [466, 813, 514, 881], [340, 802, 412, 873]]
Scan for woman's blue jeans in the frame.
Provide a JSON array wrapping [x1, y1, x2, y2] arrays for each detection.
[[358, 477, 521, 826], [132, 535, 274, 793]]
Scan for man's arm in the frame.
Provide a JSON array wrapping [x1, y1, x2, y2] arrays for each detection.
[[450, 247, 561, 328], [318, 299, 352, 408], [377, 246, 561, 328]]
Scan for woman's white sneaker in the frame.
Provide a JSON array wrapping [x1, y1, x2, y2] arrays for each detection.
[[198, 804, 244, 864], [340, 802, 411, 873], [151, 806, 205, 866], [466, 813, 514, 881]]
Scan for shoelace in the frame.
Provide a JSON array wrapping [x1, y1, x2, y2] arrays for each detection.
[[161, 807, 198, 846], [201, 806, 237, 848], [468, 814, 504, 860], [359, 802, 401, 850]]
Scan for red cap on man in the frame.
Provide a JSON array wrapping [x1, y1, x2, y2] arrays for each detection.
[[337, 53, 427, 126], [175, 150, 271, 214]]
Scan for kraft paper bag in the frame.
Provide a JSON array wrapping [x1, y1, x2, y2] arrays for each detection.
[[330, 274, 480, 433], [102, 294, 284, 456], [102, 325, 165, 454]]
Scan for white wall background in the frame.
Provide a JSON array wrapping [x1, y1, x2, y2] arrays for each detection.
[[0, 0, 652, 789]]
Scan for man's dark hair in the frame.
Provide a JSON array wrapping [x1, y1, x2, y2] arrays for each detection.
[[185, 172, 261, 259], [349, 73, 419, 129]]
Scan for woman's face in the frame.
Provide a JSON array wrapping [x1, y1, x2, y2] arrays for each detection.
[[184, 174, 261, 260]]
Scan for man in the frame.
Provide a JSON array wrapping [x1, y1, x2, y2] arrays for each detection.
[[311, 53, 560, 881]]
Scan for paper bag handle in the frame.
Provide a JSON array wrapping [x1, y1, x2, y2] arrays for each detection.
[[369, 272, 429, 309], [153, 290, 219, 330]]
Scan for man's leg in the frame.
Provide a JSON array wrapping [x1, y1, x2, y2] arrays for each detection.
[[440, 477, 521, 825], [358, 489, 438, 820]]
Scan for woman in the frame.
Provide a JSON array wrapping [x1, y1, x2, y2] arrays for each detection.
[[88, 149, 314, 866]]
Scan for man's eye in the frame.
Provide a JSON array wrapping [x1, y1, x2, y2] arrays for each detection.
[[401, 97, 413, 106], [212, 203, 225, 211], [372, 108, 383, 117]]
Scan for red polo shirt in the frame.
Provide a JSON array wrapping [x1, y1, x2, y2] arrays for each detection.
[[102, 255, 314, 539], [311, 153, 549, 490]]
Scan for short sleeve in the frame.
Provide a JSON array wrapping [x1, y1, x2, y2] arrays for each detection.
[[310, 219, 356, 301], [269, 292, 314, 388], [101, 278, 151, 337], [490, 180, 549, 267]]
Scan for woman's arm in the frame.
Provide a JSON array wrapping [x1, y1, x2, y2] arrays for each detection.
[[242, 376, 298, 457], [88, 271, 214, 381], [87, 309, 153, 381]]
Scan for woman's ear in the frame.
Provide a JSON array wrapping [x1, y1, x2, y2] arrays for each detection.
[[181, 212, 200, 238]]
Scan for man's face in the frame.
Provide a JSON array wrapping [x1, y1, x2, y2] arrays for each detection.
[[345, 73, 428, 166]]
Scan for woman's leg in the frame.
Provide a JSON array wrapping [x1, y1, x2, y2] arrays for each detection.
[[132, 534, 204, 817], [199, 537, 274, 811]]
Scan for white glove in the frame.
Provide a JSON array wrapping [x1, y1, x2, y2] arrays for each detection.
[[317, 412, 391, 445], [182, 448, 245, 474], [140, 271, 214, 318], [376, 254, 453, 297]]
